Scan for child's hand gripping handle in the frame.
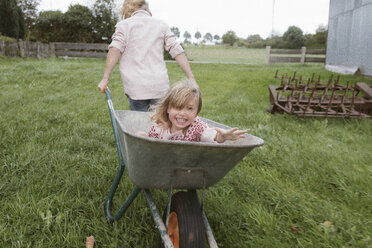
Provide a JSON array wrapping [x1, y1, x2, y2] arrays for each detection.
[[98, 79, 109, 93], [101, 85, 109, 94]]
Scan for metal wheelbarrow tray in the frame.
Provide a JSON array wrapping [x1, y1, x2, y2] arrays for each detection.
[[103, 89, 264, 247], [115, 110, 264, 189]]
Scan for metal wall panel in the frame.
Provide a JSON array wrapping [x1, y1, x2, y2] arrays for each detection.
[[326, 0, 372, 76]]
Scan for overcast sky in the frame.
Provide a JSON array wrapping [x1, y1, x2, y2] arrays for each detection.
[[38, 0, 330, 39]]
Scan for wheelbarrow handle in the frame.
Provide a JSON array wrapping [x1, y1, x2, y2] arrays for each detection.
[[103, 85, 109, 94], [102, 86, 140, 221], [104, 87, 111, 101], [103, 87, 120, 162]]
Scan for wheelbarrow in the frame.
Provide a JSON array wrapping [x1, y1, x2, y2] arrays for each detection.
[[103, 88, 264, 247]]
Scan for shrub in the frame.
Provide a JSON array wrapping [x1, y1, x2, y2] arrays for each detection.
[[0, 35, 17, 43]]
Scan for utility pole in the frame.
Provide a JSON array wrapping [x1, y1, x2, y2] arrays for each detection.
[[271, 0, 276, 37]]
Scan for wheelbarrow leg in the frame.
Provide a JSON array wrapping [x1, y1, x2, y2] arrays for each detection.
[[105, 160, 142, 221], [201, 211, 218, 248], [196, 191, 219, 248], [143, 189, 174, 248]]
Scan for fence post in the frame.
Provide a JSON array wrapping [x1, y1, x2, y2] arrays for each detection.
[[265, 46, 271, 64], [37, 42, 41, 59], [0, 41, 4, 56], [49, 42, 55, 58], [300, 46, 306, 65], [18, 40, 25, 57]]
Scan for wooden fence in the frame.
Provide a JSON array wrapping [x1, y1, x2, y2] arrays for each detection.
[[1, 41, 52, 58], [0, 41, 109, 58], [53, 42, 108, 58], [1, 42, 326, 63], [265, 46, 326, 64]]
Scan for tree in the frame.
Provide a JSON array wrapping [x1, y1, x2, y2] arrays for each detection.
[[213, 34, 220, 43], [222, 30, 237, 46], [236, 38, 246, 47], [0, 0, 25, 39], [170, 27, 180, 38], [183, 31, 191, 44], [314, 24, 327, 45], [34, 1, 117, 43], [194, 31, 201, 43], [91, 0, 118, 43], [246, 34, 265, 48], [304, 25, 328, 48], [247, 34, 263, 43], [64, 4, 94, 42], [33, 10, 64, 42], [17, 0, 40, 40], [265, 35, 287, 49], [203, 32, 212, 43], [283, 25, 305, 49]]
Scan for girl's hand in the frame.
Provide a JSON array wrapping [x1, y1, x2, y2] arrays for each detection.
[[98, 78, 109, 93], [214, 127, 247, 143]]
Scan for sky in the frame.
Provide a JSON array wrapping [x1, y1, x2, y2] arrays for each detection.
[[38, 0, 330, 39]]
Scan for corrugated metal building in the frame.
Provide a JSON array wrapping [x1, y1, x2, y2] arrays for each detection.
[[326, 0, 372, 76]]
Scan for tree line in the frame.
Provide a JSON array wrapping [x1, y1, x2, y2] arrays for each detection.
[[162, 25, 326, 49], [1, 0, 326, 49], [243, 25, 327, 49], [179, 25, 327, 49], [0, 0, 117, 43]]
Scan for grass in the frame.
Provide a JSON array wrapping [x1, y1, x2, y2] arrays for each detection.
[[183, 46, 325, 64], [183, 45, 266, 64], [0, 56, 372, 247]]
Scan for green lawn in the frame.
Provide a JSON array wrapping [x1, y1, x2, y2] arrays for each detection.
[[0, 56, 371, 247], [184, 45, 266, 64]]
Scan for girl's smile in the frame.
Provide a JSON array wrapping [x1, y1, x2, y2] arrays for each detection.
[[167, 97, 199, 133]]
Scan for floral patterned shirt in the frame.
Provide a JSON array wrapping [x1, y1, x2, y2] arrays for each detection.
[[148, 117, 217, 142]]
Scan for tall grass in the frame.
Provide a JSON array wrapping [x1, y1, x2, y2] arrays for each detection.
[[0, 57, 371, 247]]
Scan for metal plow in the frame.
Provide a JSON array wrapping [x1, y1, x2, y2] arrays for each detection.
[[268, 70, 372, 118]]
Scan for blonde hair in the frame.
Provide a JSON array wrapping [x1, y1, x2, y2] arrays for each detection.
[[151, 80, 202, 128], [121, 0, 151, 19]]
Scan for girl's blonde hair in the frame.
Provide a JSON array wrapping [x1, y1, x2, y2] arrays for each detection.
[[120, 0, 151, 19], [151, 80, 202, 128]]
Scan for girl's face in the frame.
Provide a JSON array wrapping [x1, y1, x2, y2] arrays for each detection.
[[167, 97, 199, 133]]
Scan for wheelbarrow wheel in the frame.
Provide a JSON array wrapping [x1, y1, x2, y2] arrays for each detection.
[[159, 190, 205, 248]]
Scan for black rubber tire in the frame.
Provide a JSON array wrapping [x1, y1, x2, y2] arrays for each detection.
[[159, 190, 205, 248]]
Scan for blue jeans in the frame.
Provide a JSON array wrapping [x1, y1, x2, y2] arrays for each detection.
[[128, 98, 159, 112]]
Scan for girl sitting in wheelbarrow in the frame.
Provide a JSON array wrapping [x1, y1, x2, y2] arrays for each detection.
[[138, 80, 247, 143]]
